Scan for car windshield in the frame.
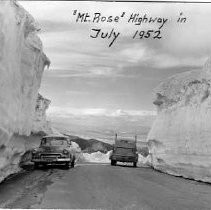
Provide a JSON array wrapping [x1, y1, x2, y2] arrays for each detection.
[[41, 138, 68, 146]]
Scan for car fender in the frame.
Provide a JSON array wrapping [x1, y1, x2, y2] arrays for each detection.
[[109, 151, 113, 159]]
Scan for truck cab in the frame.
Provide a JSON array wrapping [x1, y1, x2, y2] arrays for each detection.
[[109, 134, 138, 167]]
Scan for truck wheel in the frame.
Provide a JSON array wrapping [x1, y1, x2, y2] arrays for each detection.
[[133, 162, 137, 168]]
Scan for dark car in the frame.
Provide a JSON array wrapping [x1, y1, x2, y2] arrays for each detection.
[[31, 135, 75, 169], [109, 134, 138, 167]]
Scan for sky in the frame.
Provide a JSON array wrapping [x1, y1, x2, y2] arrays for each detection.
[[20, 1, 211, 118]]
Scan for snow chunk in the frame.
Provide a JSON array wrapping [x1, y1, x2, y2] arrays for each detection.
[[82, 151, 111, 163]]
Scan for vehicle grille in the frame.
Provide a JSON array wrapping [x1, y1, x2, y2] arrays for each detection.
[[41, 153, 62, 159]]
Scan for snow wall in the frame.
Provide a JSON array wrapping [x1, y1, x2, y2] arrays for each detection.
[[0, 0, 50, 182], [32, 93, 52, 135], [147, 57, 211, 183]]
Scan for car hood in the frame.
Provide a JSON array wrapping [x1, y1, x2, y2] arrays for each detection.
[[37, 146, 68, 153]]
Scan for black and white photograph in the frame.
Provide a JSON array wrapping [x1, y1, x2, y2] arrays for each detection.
[[0, 0, 211, 209]]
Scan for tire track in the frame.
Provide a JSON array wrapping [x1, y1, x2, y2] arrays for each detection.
[[0, 167, 64, 208]]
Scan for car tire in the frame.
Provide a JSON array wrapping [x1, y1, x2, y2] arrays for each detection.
[[133, 162, 137, 168], [65, 161, 70, 169], [42, 163, 47, 168], [111, 160, 116, 166], [34, 162, 39, 169]]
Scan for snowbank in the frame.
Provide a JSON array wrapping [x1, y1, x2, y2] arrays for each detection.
[[137, 154, 152, 167], [82, 151, 111, 163], [147, 57, 211, 182], [0, 1, 50, 182], [81, 150, 151, 167], [70, 141, 82, 162]]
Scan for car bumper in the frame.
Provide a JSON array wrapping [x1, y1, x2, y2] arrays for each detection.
[[110, 156, 138, 162], [32, 158, 71, 163]]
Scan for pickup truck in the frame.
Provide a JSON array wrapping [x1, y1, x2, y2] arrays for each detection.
[[109, 134, 138, 167]]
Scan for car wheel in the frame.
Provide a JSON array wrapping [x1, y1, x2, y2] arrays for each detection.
[[133, 162, 137, 168], [111, 160, 116, 166], [42, 163, 47, 168], [34, 162, 39, 169], [65, 161, 70, 169]]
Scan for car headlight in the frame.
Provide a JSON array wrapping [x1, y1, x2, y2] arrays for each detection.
[[32, 149, 37, 155], [32, 153, 40, 158], [63, 149, 69, 155]]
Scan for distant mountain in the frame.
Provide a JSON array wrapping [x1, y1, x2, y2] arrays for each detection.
[[64, 134, 113, 154], [50, 113, 155, 143]]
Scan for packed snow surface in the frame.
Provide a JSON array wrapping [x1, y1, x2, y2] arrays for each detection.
[[82, 151, 111, 163], [82, 150, 151, 167], [0, 0, 50, 182], [147, 57, 211, 182]]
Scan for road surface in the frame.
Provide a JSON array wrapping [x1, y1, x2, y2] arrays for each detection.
[[0, 163, 211, 209]]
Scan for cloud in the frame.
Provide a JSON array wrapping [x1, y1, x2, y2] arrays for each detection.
[[88, 66, 117, 77], [21, 1, 211, 75], [119, 44, 147, 64], [38, 20, 81, 34], [20, 1, 211, 113], [47, 106, 156, 118], [64, 90, 91, 96], [44, 66, 126, 78]]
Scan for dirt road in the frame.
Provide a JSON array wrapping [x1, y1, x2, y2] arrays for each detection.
[[0, 163, 211, 209]]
